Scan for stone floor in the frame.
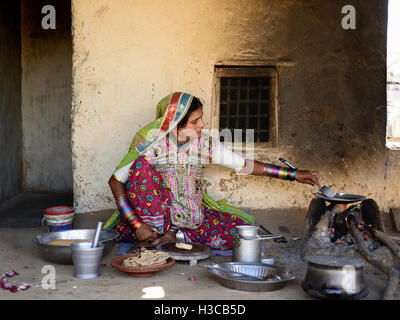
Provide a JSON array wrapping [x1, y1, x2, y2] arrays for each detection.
[[0, 193, 398, 300]]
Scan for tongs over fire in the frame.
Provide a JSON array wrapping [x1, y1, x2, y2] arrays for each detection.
[[279, 157, 336, 198], [317, 185, 337, 198]]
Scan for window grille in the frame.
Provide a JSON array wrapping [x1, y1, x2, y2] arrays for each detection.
[[213, 67, 278, 148], [219, 77, 270, 142]]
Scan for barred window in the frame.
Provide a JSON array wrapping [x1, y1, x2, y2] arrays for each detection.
[[213, 67, 278, 148]]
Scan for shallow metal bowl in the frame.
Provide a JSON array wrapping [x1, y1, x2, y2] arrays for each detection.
[[206, 262, 296, 292], [32, 229, 119, 264], [315, 192, 366, 204]]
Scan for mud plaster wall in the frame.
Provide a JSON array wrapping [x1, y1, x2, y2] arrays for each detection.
[[21, 0, 73, 192], [0, 2, 22, 203], [71, 0, 399, 214]]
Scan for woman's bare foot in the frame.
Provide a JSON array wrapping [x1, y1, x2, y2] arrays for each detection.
[[151, 231, 176, 246]]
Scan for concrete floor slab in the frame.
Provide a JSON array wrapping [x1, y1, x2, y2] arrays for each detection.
[[0, 193, 396, 300]]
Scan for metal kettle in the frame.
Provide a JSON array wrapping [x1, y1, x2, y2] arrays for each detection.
[[232, 225, 282, 263]]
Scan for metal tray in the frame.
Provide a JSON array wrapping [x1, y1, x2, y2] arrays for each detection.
[[315, 192, 366, 204], [206, 262, 296, 292]]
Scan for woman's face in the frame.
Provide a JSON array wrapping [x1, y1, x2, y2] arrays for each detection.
[[177, 106, 205, 141]]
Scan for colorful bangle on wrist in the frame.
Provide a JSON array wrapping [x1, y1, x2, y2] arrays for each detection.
[[131, 218, 143, 231], [289, 169, 297, 181], [116, 195, 141, 227], [263, 164, 296, 181]]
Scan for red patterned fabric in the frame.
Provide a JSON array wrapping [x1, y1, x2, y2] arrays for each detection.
[[113, 156, 248, 250]]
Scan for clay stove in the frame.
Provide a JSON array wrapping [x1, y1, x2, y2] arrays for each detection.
[[300, 197, 393, 300], [302, 198, 382, 257]]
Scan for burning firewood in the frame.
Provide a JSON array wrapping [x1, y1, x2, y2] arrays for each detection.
[[347, 214, 399, 300], [372, 229, 400, 262]]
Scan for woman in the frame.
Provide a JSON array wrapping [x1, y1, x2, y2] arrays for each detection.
[[105, 92, 320, 251]]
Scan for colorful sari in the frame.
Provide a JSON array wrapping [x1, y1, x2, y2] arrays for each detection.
[[104, 92, 255, 250]]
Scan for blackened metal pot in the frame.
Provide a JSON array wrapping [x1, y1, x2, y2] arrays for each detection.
[[302, 255, 369, 300]]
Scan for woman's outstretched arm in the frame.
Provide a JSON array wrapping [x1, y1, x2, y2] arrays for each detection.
[[240, 159, 320, 186]]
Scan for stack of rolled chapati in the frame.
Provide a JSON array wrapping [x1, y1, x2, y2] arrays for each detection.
[[122, 250, 170, 267]]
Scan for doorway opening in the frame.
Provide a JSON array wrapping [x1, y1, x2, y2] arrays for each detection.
[[0, 0, 73, 227], [387, 0, 400, 150]]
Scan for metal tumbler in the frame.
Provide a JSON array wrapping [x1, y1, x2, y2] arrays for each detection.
[[71, 241, 104, 279]]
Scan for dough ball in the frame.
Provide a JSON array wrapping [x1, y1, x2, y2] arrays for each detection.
[[175, 242, 193, 250]]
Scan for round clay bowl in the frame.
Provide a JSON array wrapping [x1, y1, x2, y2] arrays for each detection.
[[111, 253, 175, 277]]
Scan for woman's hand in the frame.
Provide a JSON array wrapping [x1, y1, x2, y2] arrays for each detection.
[[295, 170, 320, 186], [150, 231, 177, 246], [135, 223, 158, 242]]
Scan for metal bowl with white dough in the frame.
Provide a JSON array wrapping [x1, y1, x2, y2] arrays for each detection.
[[32, 229, 119, 264]]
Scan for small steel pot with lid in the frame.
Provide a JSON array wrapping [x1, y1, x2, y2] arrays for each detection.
[[232, 225, 282, 263]]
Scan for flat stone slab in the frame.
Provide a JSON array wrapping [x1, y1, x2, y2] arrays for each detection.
[[156, 241, 211, 266]]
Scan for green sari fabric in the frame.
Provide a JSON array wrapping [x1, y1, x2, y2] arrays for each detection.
[[115, 93, 179, 171], [103, 92, 255, 230]]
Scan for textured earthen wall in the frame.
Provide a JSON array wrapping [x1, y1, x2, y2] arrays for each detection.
[[71, 0, 398, 214]]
